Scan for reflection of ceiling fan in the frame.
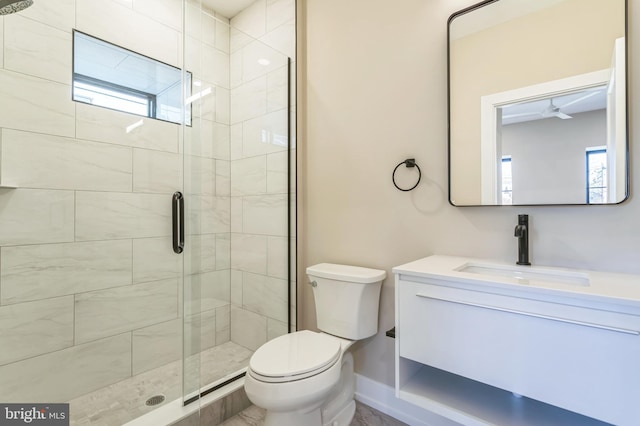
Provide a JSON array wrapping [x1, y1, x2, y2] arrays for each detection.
[[502, 91, 601, 121], [541, 99, 572, 119]]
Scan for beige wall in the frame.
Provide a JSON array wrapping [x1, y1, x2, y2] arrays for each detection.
[[299, 0, 640, 388], [450, 0, 625, 203]]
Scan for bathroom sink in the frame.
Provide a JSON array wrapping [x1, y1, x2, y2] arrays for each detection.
[[457, 263, 590, 286]]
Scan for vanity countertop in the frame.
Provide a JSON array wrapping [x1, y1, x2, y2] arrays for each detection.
[[393, 255, 640, 310]]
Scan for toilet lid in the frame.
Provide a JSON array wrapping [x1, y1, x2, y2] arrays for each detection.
[[249, 330, 341, 380]]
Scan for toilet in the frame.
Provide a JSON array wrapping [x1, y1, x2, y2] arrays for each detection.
[[244, 263, 386, 426]]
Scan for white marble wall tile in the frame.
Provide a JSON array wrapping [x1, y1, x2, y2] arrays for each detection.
[[231, 0, 266, 39], [230, 27, 254, 54], [267, 66, 289, 113], [1, 240, 132, 305], [75, 192, 171, 241], [203, 48, 230, 90], [132, 318, 181, 375], [201, 12, 216, 47], [133, 237, 181, 283], [242, 272, 287, 322], [0, 333, 132, 403], [184, 155, 216, 196], [267, 236, 288, 280], [231, 77, 267, 124], [76, 0, 180, 67], [231, 234, 267, 274], [186, 270, 230, 314], [216, 233, 231, 270], [241, 109, 288, 157], [230, 124, 243, 160], [184, 36, 204, 79], [201, 270, 230, 311], [187, 196, 230, 235], [199, 308, 217, 351], [133, 0, 182, 30], [266, 151, 288, 194], [133, 148, 183, 194], [230, 50, 243, 89], [240, 40, 287, 84], [76, 104, 180, 153], [185, 118, 212, 158], [216, 305, 230, 344], [266, 0, 295, 32], [242, 195, 288, 236], [189, 81, 216, 122], [231, 156, 267, 196], [216, 19, 231, 54], [230, 305, 266, 351], [217, 86, 231, 124], [184, 311, 202, 357], [0, 189, 74, 246], [3, 15, 72, 84], [0, 296, 73, 366], [267, 318, 288, 341], [184, 233, 216, 276], [260, 19, 296, 60], [75, 279, 178, 344], [231, 197, 243, 233], [0, 70, 74, 138], [0, 129, 132, 192], [231, 270, 243, 306], [0, 18, 4, 65], [185, 119, 230, 159], [216, 160, 231, 196], [18, 0, 75, 32], [184, 1, 201, 40]]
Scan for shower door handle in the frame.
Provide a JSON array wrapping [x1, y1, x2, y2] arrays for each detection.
[[172, 192, 184, 254]]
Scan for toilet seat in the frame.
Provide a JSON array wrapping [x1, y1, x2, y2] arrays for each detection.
[[249, 330, 342, 383]]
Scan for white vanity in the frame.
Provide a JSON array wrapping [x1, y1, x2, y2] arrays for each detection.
[[393, 255, 640, 425]]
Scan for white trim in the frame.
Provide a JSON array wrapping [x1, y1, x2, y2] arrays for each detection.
[[479, 69, 611, 204], [355, 374, 458, 426]]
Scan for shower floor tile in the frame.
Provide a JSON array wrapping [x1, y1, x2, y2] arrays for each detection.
[[68, 342, 253, 426]]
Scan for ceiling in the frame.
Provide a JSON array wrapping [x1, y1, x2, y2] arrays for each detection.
[[202, 0, 256, 18]]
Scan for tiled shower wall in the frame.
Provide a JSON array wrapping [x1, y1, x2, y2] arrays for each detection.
[[0, 0, 232, 402], [227, 0, 297, 351]]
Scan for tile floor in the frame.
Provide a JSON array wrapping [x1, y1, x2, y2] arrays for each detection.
[[69, 342, 253, 425], [220, 402, 408, 426]]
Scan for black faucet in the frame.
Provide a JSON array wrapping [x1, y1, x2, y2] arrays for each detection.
[[514, 214, 531, 266]]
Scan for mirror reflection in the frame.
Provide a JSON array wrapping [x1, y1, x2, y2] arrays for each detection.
[[448, 0, 627, 206]]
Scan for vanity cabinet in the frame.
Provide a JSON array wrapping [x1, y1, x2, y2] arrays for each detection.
[[394, 256, 640, 426]]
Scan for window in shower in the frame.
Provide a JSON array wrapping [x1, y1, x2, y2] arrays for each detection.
[[72, 30, 191, 125]]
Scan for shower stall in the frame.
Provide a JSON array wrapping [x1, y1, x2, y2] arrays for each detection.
[[0, 0, 296, 424]]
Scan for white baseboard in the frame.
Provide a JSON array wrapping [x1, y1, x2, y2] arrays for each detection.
[[354, 374, 458, 426]]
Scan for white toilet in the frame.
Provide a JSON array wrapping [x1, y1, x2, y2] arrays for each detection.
[[244, 263, 386, 426]]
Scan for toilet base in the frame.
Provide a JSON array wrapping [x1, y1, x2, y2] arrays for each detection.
[[264, 408, 321, 426], [323, 399, 355, 426]]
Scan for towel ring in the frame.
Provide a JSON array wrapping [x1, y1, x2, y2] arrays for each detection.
[[392, 159, 421, 192]]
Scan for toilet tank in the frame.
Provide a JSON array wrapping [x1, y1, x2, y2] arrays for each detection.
[[306, 263, 386, 340]]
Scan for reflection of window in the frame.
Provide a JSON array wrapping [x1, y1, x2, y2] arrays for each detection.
[[586, 148, 607, 204], [501, 155, 512, 205], [72, 30, 191, 125]]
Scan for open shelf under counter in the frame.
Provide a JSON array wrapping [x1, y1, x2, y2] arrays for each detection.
[[397, 359, 610, 426]]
